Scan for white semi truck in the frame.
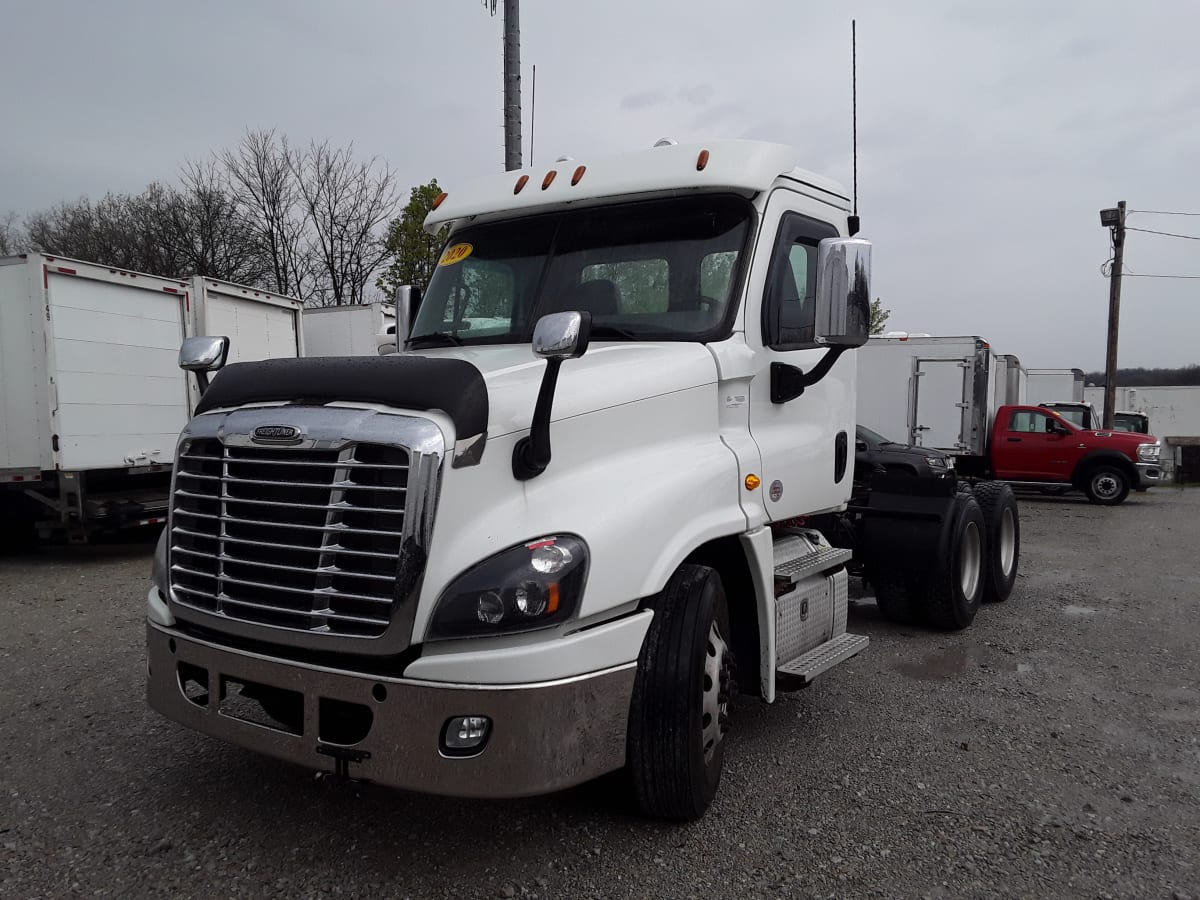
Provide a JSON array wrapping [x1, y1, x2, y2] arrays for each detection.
[[0, 256, 302, 540], [146, 140, 1020, 819]]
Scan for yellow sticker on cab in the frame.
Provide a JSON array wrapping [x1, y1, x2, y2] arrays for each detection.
[[438, 243, 473, 266]]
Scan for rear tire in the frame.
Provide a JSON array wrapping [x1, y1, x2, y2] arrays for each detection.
[[972, 482, 1020, 603], [870, 568, 919, 625], [1082, 464, 1130, 506], [627, 564, 733, 821], [910, 495, 986, 630]]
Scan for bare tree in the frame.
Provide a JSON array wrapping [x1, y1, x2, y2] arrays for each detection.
[[168, 160, 265, 284], [219, 130, 313, 299], [291, 140, 398, 306], [0, 210, 25, 255]]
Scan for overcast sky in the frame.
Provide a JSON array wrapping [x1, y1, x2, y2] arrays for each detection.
[[3, 0, 1199, 370]]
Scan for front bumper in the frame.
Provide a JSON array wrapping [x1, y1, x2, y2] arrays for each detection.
[[146, 623, 636, 798], [1135, 462, 1161, 489]]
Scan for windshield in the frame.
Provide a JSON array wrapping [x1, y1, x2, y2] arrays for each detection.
[[1114, 413, 1149, 433], [409, 195, 753, 347]]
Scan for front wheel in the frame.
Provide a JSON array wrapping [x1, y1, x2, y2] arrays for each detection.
[[627, 564, 734, 821], [1083, 465, 1130, 506]]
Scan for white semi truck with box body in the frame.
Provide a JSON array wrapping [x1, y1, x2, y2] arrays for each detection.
[[0, 256, 302, 539], [146, 141, 1020, 820]]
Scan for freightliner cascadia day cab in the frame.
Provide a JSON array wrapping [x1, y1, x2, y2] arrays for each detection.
[[146, 141, 1021, 820]]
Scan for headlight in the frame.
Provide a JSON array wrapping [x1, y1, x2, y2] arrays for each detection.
[[925, 456, 952, 468], [1137, 442, 1160, 461], [426, 535, 588, 640]]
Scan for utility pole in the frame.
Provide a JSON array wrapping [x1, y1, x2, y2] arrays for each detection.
[[502, 0, 522, 172], [1100, 201, 1126, 430]]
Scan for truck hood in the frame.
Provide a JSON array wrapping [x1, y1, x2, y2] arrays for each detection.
[[1078, 429, 1158, 450], [407, 343, 719, 439]]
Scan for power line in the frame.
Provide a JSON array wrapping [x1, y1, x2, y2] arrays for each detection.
[[1128, 209, 1200, 217], [1124, 273, 1200, 279], [1126, 225, 1200, 241]]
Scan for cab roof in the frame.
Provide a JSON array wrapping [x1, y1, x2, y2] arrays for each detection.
[[423, 140, 849, 233]]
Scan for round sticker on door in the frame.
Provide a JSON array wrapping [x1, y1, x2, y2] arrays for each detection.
[[438, 243, 473, 266], [769, 480, 784, 502]]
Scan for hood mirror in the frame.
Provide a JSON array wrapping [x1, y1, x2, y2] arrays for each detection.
[[533, 311, 591, 360], [179, 335, 229, 394]]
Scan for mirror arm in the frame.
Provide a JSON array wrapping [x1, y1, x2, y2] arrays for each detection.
[[194, 371, 211, 394], [512, 358, 564, 480], [770, 346, 849, 404]]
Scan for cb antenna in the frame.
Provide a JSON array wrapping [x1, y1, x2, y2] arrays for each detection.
[[847, 19, 861, 237]]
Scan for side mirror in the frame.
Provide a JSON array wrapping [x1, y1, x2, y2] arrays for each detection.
[[394, 284, 422, 342], [513, 311, 592, 480], [376, 324, 398, 356], [179, 335, 229, 394], [855, 439, 868, 452], [813, 236, 872, 348], [532, 310, 591, 360]]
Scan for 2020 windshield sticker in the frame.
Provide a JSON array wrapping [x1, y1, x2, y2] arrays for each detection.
[[438, 243, 473, 266]]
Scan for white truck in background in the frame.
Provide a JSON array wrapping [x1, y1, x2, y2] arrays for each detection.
[[147, 140, 1021, 820], [1026, 367, 1084, 405], [303, 302, 396, 357], [0, 256, 302, 540]]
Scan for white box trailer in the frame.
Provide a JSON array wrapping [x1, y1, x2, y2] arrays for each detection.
[[302, 302, 395, 357], [191, 276, 304, 365], [1, 257, 305, 539], [1027, 368, 1084, 405], [857, 335, 997, 454], [1, 254, 192, 536]]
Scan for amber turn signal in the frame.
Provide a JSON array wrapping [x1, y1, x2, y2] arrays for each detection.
[[745, 474, 761, 491]]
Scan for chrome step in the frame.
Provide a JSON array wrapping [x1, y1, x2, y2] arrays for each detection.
[[774, 545, 854, 585], [777, 632, 869, 684]]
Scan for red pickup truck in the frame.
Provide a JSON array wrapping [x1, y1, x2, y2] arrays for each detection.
[[959, 405, 1163, 505]]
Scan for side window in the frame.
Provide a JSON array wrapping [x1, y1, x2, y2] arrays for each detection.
[[1008, 410, 1050, 433], [762, 212, 838, 349], [582, 259, 668, 314]]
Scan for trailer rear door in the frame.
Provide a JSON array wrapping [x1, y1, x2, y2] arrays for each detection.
[[913, 357, 970, 450], [193, 278, 303, 364], [45, 268, 190, 470]]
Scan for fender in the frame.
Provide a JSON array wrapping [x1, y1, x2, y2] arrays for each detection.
[[1070, 449, 1137, 487]]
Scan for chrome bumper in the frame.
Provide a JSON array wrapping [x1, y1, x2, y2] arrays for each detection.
[[146, 623, 635, 798], [1135, 462, 1161, 488]]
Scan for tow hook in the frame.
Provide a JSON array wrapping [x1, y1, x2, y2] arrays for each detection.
[[315, 744, 371, 781]]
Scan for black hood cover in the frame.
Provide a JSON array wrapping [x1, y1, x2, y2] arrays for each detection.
[[195, 355, 488, 450]]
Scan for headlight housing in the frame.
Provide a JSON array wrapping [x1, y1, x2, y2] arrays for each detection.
[[426, 535, 588, 640], [925, 455, 953, 469], [1136, 442, 1160, 461]]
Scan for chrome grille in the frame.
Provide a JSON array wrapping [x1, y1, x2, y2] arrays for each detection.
[[169, 438, 409, 637]]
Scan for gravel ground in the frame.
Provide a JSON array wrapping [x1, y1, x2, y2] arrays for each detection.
[[1, 487, 1198, 900]]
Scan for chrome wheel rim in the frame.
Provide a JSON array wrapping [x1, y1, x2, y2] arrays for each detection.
[[959, 521, 982, 600], [701, 620, 730, 764], [1093, 472, 1120, 499], [998, 507, 1017, 578]]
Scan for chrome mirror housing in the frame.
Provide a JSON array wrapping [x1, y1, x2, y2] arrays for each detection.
[[814, 237, 872, 349], [532, 311, 591, 360], [179, 335, 230, 372]]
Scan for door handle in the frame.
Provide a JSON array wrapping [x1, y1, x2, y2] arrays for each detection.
[[1006, 437, 1021, 442]]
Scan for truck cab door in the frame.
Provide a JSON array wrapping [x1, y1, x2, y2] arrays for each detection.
[[993, 408, 1078, 480], [744, 196, 854, 519]]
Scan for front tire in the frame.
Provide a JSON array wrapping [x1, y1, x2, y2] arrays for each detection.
[[972, 482, 1020, 603], [1083, 464, 1130, 506], [910, 494, 986, 630], [627, 564, 733, 821]]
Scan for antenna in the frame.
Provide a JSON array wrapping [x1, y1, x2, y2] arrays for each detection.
[[848, 19, 860, 236]]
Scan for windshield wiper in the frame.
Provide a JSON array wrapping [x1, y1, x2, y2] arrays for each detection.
[[407, 331, 465, 348]]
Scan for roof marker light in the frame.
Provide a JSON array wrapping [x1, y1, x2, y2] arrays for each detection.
[[696, 149, 710, 171], [514, 174, 529, 194], [571, 165, 586, 186], [542, 170, 557, 190], [432, 191, 448, 210]]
